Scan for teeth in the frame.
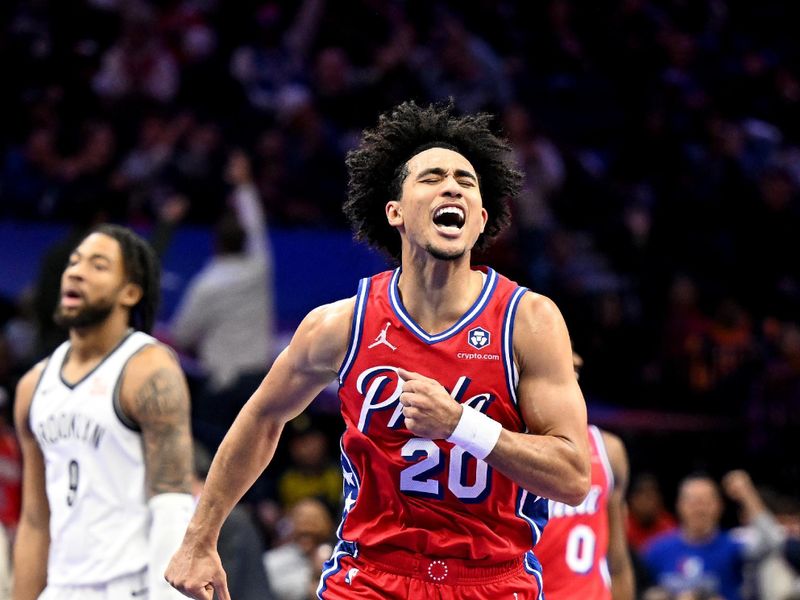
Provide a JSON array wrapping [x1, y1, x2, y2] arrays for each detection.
[[434, 206, 464, 220]]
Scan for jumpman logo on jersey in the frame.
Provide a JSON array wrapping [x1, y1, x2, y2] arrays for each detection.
[[368, 321, 397, 351]]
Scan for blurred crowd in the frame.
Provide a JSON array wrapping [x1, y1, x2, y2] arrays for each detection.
[[1, 0, 799, 598]]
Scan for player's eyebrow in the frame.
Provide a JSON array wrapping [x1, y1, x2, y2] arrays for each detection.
[[69, 250, 112, 263], [416, 167, 477, 182]]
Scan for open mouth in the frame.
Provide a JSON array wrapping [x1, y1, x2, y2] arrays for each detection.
[[433, 206, 465, 232], [61, 289, 84, 306]]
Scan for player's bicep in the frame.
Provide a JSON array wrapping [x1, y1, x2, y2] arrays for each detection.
[[124, 348, 193, 496], [514, 294, 587, 441]]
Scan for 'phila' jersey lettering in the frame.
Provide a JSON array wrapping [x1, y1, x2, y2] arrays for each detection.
[[29, 331, 156, 585], [536, 425, 614, 600], [335, 267, 548, 563]]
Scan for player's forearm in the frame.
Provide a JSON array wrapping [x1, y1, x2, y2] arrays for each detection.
[[611, 569, 635, 600], [486, 430, 590, 505], [609, 539, 636, 600], [185, 406, 283, 545], [11, 523, 49, 600]]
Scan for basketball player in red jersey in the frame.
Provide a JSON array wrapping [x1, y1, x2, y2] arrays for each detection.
[[535, 427, 634, 600], [536, 353, 634, 599], [166, 101, 591, 600]]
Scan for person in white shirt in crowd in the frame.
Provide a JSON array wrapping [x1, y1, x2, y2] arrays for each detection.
[[169, 149, 276, 446], [723, 469, 800, 600]]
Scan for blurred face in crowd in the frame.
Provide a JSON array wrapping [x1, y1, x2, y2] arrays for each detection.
[[629, 476, 666, 526], [677, 477, 723, 541], [290, 498, 333, 556], [387, 147, 487, 263], [290, 429, 329, 470], [54, 233, 140, 330]]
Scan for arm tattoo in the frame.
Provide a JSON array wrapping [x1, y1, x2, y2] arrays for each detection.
[[134, 367, 193, 496]]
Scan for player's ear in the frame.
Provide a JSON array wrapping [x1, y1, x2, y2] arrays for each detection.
[[479, 207, 488, 233], [120, 282, 143, 309], [386, 200, 403, 227]]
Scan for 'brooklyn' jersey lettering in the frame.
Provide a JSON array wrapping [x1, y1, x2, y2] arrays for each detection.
[[35, 412, 106, 448]]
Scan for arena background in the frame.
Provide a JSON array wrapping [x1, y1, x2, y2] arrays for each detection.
[[1, 0, 798, 530]]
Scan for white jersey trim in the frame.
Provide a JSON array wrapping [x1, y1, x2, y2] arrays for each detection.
[[388, 267, 498, 344], [338, 277, 371, 385], [57, 330, 136, 390], [112, 342, 159, 432], [589, 424, 615, 492], [502, 287, 528, 407]]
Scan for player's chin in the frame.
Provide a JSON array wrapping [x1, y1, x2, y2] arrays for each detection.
[[424, 242, 466, 262]]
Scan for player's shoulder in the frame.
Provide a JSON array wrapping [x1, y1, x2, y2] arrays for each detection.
[[16, 359, 47, 395], [120, 339, 187, 400], [512, 292, 571, 365], [299, 297, 356, 340], [290, 297, 357, 371], [14, 359, 48, 431], [515, 291, 567, 333], [519, 290, 561, 319], [125, 339, 181, 374]]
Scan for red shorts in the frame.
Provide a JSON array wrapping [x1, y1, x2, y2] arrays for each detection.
[[318, 546, 542, 599]]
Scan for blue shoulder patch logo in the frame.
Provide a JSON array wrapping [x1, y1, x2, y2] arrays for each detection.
[[468, 326, 490, 350]]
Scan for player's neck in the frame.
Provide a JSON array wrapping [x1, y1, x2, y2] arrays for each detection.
[[397, 257, 483, 334], [68, 314, 133, 363]]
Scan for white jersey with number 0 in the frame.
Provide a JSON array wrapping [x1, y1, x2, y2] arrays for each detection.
[[29, 331, 156, 585]]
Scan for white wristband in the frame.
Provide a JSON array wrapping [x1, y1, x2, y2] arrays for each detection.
[[148, 492, 195, 600], [446, 405, 503, 460]]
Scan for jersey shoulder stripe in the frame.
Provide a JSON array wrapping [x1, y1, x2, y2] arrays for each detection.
[[588, 425, 614, 491], [338, 277, 371, 384], [501, 286, 528, 407], [112, 338, 161, 432]]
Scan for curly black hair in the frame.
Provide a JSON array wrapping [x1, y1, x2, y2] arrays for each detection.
[[343, 101, 523, 260]]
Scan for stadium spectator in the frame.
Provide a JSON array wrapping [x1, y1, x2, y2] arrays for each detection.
[[723, 469, 800, 600], [276, 425, 341, 516], [627, 473, 678, 553], [642, 474, 745, 599], [169, 150, 275, 448], [262, 497, 334, 600]]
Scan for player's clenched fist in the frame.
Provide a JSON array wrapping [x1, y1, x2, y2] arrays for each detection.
[[397, 368, 462, 439], [164, 541, 231, 600]]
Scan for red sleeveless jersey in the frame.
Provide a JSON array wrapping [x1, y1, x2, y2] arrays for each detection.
[[328, 267, 548, 569], [535, 425, 614, 600]]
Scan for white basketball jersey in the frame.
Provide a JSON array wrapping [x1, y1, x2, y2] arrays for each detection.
[[29, 331, 156, 585]]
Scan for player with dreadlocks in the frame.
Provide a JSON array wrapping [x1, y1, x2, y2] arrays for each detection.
[[167, 101, 590, 600], [14, 225, 195, 600]]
